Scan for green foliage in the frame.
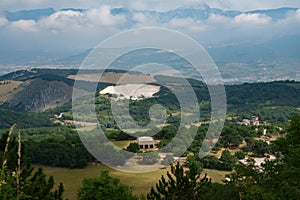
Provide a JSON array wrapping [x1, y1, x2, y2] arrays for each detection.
[[242, 139, 272, 156], [77, 171, 137, 200], [110, 131, 136, 141], [126, 142, 140, 153], [219, 150, 237, 171], [200, 150, 236, 171], [226, 81, 300, 109], [221, 133, 243, 148], [185, 154, 203, 174], [201, 155, 220, 170], [198, 183, 240, 200], [22, 127, 92, 168], [0, 108, 55, 129], [0, 127, 64, 200], [234, 150, 245, 159], [147, 162, 210, 200], [1, 68, 78, 81], [226, 115, 300, 199]]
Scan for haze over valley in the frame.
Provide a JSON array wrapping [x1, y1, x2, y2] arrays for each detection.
[[0, 3, 300, 83]]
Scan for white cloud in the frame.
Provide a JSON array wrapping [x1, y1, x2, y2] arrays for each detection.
[[35, 6, 126, 33], [297, 9, 300, 18], [271, 9, 300, 35], [0, 17, 9, 26], [85, 6, 126, 26], [0, 2, 299, 52], [169, 18, 210, 32], [39, 10, 84, 32], [208, 14, 228, 23], [234, 14, 272, 25], [284, 9, 300, 20], [132, 13, 147, 23], [10, 19, 38, 32], [207, 0, 300, 11], [170, 18, 195, 27]]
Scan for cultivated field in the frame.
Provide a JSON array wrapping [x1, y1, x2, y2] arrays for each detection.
[[68, 72, 155, 84]]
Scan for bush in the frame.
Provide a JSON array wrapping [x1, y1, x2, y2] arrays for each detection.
[[235, 151, 246, 159]]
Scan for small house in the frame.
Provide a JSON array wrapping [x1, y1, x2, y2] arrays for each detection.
[[137, 136, 156, 149]]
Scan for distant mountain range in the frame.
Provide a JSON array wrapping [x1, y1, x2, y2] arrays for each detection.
[[0, 4, 299, 83], [3, 4, 298, 23], [45, 34, 300, 83], [0, 33, 299, 83]]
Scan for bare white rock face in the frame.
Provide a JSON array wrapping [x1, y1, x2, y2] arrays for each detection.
[[99, 84, 161, 100]]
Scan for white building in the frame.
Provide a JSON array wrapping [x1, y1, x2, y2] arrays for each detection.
[[239, 155, 276, 167], [137, 136, 156, 149]]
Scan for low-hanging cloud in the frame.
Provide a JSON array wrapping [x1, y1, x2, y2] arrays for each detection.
[[234, 13, 272, 25], [169, 18, 211, 32], [0, 17, 9, 27], [38, 6, 126, 32], [0, 5, 299, 51], [10, 19, 38, 32], [85, 6, 126, 26], [39, 10, 84, 32]]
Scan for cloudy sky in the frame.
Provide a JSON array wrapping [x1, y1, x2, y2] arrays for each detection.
[[0, 0, 299, 54], [1, 0, 300, 11]]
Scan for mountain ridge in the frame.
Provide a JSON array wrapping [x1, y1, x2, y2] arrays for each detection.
[[1, 69, 300, 113], [3, 4, 298, 23]]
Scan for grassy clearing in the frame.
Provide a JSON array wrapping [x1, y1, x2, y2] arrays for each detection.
[[202, 169, 231, 183], [38, 164, 230, 200], [0, 80, 23, 102], [37, 165, 168, 200], [112, 140, 134, 149], [68, 73, 155, 84]]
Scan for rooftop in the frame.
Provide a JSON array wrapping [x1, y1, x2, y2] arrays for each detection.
[[137, 136, 154, 142]]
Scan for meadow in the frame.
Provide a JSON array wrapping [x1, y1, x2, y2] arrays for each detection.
[[38, 165, 230, 200]]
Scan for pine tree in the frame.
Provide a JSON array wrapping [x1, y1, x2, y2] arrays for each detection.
[[147, 162, 210, 200], [0, 124, 64, 200]]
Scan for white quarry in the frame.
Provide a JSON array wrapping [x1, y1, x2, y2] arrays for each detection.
[[99, 84, 161, 100]]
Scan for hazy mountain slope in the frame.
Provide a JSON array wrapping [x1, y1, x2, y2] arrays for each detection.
[[0, 69, 93, 112], [3, 78, 74, 112]]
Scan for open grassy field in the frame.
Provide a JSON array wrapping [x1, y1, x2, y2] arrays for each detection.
[[68, 72, 155, 84], [37, 164, 230, 200], [0, 80, 23, 102], [37, 165, 168, 199], [112, 140, 134, 148], [203, 168, 231, 183]]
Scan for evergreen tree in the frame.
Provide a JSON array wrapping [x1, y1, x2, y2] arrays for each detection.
[[219, 150, 237, 171], [147, 162, 210, 200], [0, 125, 64, 200]]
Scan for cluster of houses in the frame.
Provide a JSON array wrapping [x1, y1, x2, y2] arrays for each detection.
[[238, 154, 276, 167], [238, 116, 260, 126]]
